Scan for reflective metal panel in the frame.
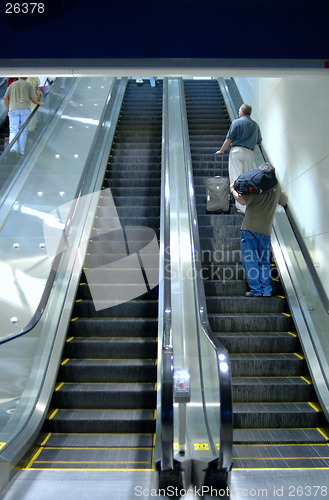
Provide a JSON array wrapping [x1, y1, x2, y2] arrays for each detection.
[[0, 78, 114, 339]]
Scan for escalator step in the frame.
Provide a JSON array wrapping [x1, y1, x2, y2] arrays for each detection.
[[233, 428, 328, 444], [208, 313, 291, 332], [230, 353, 304, 377], [215, 331, 297, 353], [204, 280, 283, 296], [44, 433, 154, 448], [69, 317, 158, 337], [232, 377, 311, 402], [61, 359, 157, 383], [55, 383, 156, 409], [72, 300, 158, 318], [233, 403, 320, 428], [206, 296, 285, 314], [76, 283, 159, 301], [65, 337, 157, 359], [232, 442, 329, 469], [50, 409, 155, 433], [32, 447, 153, 470]]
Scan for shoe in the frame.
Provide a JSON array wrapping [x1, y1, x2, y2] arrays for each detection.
[[245, 291, 262, 297]]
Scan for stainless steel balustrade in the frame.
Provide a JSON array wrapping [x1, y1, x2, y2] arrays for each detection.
[[0, 77, 126, 491], [155, 77, 233, 492], [155, 77, 174, 477]]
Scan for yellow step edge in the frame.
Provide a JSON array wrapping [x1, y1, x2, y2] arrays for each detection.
[[40, 433, 52, 446], [61, 359, 69, 366], [24, 447, 44, 470], [28, 468, 154, 472], [49, 432, 154, 436], [308, 401, 322, 412], [48, 409, 59, 420], [32, 460, 152, 465], [54, 382, 64, 392], [40, 446, 153, 451], [52, 382, 154, 386], [71, 317, 78, 322], [317, 428, 329, 440], [294, 352, 304, 359], [233, 456, 329, 461], [66, 337, 74, 343], [237, 467, 329, 471], [49, 408, 156, 413]]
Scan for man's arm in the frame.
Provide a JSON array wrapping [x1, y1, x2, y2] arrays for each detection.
[[31, 97, 44, 106], [230, 182, 247, 206], [279, 189, 288, 207], [216, 137, 232, 155], [4, 94, 9, 114]]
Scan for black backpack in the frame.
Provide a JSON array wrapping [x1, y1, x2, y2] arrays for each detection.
[[234, 169, 278, 195]]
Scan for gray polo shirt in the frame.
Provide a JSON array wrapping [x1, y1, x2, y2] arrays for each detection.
[[227, 115, 262, 150]]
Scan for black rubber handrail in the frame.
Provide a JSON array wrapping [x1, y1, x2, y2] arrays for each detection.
[[159, 77, 174, 472]]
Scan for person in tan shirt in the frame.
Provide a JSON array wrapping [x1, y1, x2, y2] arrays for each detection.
[[230, 163, 288, 297], [4, 77, 43, 155]]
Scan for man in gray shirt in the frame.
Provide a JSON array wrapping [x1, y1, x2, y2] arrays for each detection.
[[4, 77, 44, 155], [230, 163, 288, 297], [216, 103, 262, 214]]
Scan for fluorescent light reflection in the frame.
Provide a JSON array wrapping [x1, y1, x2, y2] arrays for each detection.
[[20, 206, 65, 230], [61, 115, 100, 126]]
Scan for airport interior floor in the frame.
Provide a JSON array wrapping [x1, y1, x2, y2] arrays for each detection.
[[1, 468, 329, 500]]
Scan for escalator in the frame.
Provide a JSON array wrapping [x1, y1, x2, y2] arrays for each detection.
[[26, 79, 163, 471], [184, 79, 329, 469], [0, 119, 8, 153]]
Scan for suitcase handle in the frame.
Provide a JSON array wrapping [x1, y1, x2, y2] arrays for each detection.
[[214, 153, 224, 177]]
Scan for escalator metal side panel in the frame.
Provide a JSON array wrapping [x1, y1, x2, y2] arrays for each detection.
[[156, 78, 227, 488], [0, 101, 7, 128], [0, 78, 127, 492], [154, 78, 174, 470], [272, 214, 329, 420]]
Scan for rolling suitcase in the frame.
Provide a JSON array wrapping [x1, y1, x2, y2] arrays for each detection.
[[206, 154, 230, 213]]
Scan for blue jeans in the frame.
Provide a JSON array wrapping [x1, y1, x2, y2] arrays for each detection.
[[240, 229, 272, 296], [9, 108, 31, 154]]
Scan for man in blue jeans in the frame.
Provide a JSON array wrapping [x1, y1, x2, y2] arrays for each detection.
[[230, 163, 288, 297], [4, 77, 44, 155]]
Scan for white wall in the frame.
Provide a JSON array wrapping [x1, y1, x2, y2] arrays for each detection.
[[234, 76, 329, 297]]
